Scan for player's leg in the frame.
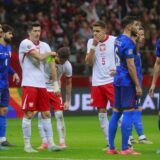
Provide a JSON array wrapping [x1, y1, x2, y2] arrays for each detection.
[[91, 86, 109, 147], [37, 112, 48, 149], [133, 107, 152, 144], [22, 87, 38, 153], [38, 89, 62, 152], [0, 88, 15, 147], [107, 86, 121, 154], [49, 92, 66, 149], [54, 110, 66, 148], [120, 86, 140, 155]]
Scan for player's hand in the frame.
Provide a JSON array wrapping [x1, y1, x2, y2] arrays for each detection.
[[109, 69, 116, 77], [93, 31, 105, 46], [13, 73, 20, 85], [64, 101, 70, 110], [54, 91, 61, 97], [149, 84, 155, 97], [49, 52, 57, 57], [53, 81, 60, 96], [136, 86, 142, 96]]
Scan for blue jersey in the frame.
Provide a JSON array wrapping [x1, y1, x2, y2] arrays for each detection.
[[156, 39, 160, 57], [0, 44, 14, 89], [135, 53, 142, 87], [114, 34, 137, 86]]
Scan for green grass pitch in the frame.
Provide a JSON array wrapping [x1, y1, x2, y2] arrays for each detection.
[[0, 115, 160, 160]]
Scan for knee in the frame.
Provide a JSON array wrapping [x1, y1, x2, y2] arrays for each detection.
[[24, 111, 34, 119], [41, 111, 51, 119], [98, 108, 106, 113], [55, 111, 63, 119], [0, 107, 8, 115]]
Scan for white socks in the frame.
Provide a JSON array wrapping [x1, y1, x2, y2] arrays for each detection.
[[22, 118, 31, 148], [37, 113, 55, 148], [98, 112, 109, 143], [55, 111, 65, 144], [38, 112, 48, 144], [41, 118, 55, 147]]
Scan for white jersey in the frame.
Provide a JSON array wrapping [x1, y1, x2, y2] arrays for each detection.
[[44, 60, 72, 92], [19, 38, 51, 88], [87, 35, 116, 86]]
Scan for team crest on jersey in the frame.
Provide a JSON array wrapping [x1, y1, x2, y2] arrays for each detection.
[[29, 102, 34, 107], [99, 44, 106, 51]]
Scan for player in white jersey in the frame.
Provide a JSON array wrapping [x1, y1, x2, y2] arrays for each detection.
[[19, 22, 61, 153], [37, 47, 72, 150], [85, 21, 116, 149]]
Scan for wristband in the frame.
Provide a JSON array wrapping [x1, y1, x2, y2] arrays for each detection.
[[46, 56, 55, 63]]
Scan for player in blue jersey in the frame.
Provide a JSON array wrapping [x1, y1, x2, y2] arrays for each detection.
[[0, 24, 20, 149], [149, 38, 160, 154], [128, 26, 153, 145], [107, 16, 142, 155]]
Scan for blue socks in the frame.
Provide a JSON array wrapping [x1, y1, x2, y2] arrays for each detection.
[[121, 111, 133, 150], [109, 111, 122, 149], [0, 115, 6, 138], [133, 110, 144, 136]]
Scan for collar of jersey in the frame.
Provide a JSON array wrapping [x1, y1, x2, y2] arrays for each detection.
[[100, 35, 109, 43]]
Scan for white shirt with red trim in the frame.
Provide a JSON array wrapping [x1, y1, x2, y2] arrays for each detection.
[[19, 38, 51, 88], [87, 35, 116, 86], [44, 60, 72, 91]]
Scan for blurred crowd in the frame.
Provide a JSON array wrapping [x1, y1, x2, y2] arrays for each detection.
[[0, 0, 160, 75]]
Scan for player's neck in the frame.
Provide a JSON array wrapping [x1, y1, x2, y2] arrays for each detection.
[[100, 35, 109, 43], [123, 30, 131, 38], [28, 37, 39, 45], [0, 38, 7, 46]]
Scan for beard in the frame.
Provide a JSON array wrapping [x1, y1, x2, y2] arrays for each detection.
[[4, 37, 12, 44]]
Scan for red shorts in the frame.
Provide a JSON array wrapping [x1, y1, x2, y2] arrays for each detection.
[[90, 83, 114, 108], [22, 86, 49, 111], [48, 92, 64, 111]]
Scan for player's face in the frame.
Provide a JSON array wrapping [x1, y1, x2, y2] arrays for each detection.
[[92, 26, 105, 40], [29, 26, 41, 42], [130, 21, 140, 37], [137, 29, 145, 44], [55, 54, 66, 65], [4, 31, 13, 43]]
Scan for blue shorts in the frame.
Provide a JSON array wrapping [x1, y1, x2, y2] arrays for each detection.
[[114, 85, 141, 109], [0, 88, 10, 107]]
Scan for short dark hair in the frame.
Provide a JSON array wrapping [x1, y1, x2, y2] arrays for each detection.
[[57, 47, 70, 60], [27, 22, 41, 31], [121, 16, 138, 29], [92, 21, 106, 29], [2, 24, 14, 33]]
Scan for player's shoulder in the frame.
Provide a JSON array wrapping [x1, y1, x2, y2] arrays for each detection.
[[63, 60, 72, 68], [109, 35, 116, 41], [120, 34, 134, 47], [40, 41, 49, 46], [19, 38, 33, 47], [87, 38, 93, 44]]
